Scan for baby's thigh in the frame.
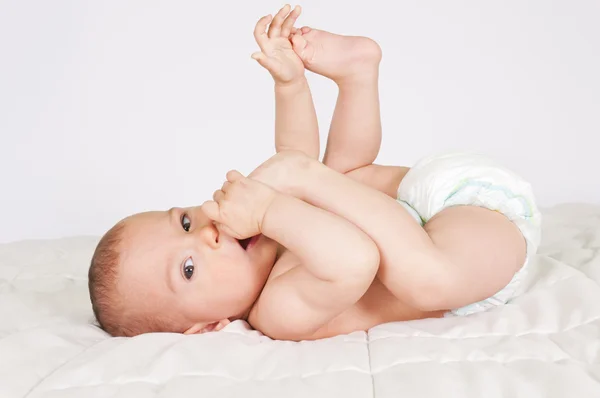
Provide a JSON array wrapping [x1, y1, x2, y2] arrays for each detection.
[[424, 205, 527, 304], [344, 164, 410, 198]]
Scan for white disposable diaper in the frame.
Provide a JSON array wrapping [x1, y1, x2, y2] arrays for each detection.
[[397, 152, 542, 316]]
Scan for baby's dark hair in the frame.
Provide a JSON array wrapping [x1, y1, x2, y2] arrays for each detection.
[[88, 221, 176, 337]]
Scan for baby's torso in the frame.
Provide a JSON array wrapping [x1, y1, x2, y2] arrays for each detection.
[[309, 280, 441, 340], [260, 248, 442, 339], [248, 164, 444, 340]]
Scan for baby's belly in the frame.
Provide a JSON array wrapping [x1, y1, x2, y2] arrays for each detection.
[[308, 278, 445, 340]]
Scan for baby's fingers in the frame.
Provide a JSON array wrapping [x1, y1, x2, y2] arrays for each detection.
[[221, 181, 231, 193], [281, 5, 301, 38], [202, 201, 241, 239], [212, 189, 225, 202], [226, 170, 245, 183], [268, 4, 291, 38], [253, 14, 272, 51], [216, 223, 242, 240], [201, 200, 222, 224]]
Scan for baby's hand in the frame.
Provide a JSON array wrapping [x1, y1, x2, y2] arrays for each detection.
[[201, 171, 277, 240], [252, 5, 304, 85]]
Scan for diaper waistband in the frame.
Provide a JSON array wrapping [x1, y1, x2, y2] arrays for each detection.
[[397, 200, 425, 226]]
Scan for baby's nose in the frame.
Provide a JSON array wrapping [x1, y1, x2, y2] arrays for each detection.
[[197, 223, 220, 248]]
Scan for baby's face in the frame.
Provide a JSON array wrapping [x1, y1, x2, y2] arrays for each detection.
[[117, 206, 278, 333]]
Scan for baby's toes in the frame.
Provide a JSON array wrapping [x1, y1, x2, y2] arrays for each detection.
[[288, 27, 300, 41], [300, 26, 312, 35], [291, 33, 307, 57]]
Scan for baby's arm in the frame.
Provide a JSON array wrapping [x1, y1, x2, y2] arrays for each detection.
[[283, 155, 525, 313], [252, 6, 319, 159], [251, 191, 379, 341], [274, 78, 319, 158], [203, 165, 378, 341]]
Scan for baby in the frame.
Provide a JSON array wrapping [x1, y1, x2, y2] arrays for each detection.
[[88, 5, 541, 341]]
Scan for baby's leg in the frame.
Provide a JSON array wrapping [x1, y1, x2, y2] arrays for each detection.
[[393, 152, 541, 313], [297, 159, 531, 313], [419, 206, 527, 311], [292, 28, 382, 173]]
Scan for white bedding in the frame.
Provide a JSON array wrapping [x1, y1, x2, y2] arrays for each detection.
[[1, 203, 599, 398]]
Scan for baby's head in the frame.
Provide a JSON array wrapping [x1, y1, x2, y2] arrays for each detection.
[[88, 206, 278, 336]]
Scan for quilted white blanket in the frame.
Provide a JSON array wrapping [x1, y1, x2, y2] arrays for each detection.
[[1, 203, 599, 398]]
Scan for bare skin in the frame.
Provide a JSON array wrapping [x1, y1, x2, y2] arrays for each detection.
[[116, 5, 527, 341], [238, 5, 526, 339], [257, 164, 441, 341]]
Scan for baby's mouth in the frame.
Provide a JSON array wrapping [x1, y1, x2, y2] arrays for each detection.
[[238, 238, 252, 251]]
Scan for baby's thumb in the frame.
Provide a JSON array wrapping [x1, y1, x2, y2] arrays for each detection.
[[251, 52, 278, 72], [251, 52, 268, 67]]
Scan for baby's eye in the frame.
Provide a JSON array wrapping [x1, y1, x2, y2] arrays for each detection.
[[183, 257, 194, 280], [181, 213, 191, 232]]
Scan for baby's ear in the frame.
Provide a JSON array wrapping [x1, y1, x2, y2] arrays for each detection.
[[183, 319, 231, 335]]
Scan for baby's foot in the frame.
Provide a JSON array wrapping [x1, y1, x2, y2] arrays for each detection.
[[290, 27, 382, 83]]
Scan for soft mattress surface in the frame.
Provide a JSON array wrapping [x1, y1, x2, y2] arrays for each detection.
[[1, 203, 599, 398]]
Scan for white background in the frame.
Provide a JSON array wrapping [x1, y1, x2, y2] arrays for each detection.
[[1, 0, 598, 243]]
